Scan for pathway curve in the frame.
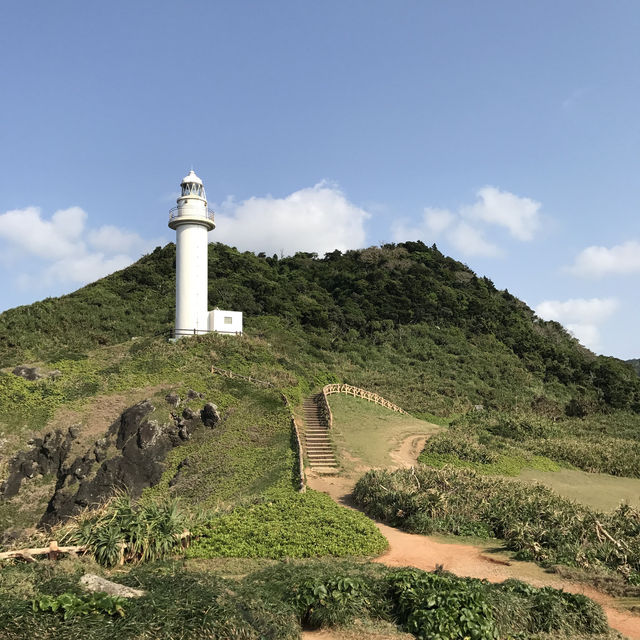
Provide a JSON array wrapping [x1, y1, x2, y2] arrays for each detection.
[[306, 432, 640, 640]]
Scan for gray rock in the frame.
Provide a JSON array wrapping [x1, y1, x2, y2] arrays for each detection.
[[79, 574, 146, 598], [182, 407, 197, 420], [187, 389, 204, 399], [165, 392, 180, 407], [12, 366, 43, 381], [201, 403, 220, 428]]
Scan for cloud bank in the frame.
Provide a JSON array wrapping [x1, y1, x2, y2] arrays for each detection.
[[0, 206, 158, 290], [211, 182, 370, 256], [392, 186, 543, 257], [568, 240, 640, 278], [535, 297, 619, 352]]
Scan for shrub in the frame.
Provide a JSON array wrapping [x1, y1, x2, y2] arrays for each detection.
[[387, 569, 498, 639], [353, 467, 640, 580], [62, 494, 187, 567], [187, 490, 387, 559], [33, 592, 125, 620]]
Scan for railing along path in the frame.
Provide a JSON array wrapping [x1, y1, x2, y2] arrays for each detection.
[[319, 383, 407, 428]]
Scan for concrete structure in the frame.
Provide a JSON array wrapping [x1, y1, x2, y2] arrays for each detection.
[[208, 309, 243, 335], [169, 170, 215, 337], [168, 171, 243, 338]]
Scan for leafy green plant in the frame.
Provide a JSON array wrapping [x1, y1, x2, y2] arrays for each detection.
[[32, 592, 126, 620], [187, 489, 387, 559], [387, 569, 499, 640], [293, 576, 374, 628], [62, 494, 187, 567]]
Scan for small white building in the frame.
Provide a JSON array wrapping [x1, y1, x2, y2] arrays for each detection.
[[208, 309, 243, 335], [168, 171, 243, 338]]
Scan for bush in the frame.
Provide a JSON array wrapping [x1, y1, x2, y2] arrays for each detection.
[[187, 490, 388, 559], [388, 569, 499, 639], [61, 495, 187, 567], [353, 467, 640, 580]]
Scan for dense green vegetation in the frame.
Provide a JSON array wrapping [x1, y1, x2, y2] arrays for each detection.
[[629, 359, 640, 376], [419, 410, 640, 478], [0, 558, 615, 639], [187, 489, 387, 559], [353, 467, 640, 584], [2, 241, 639, 416]]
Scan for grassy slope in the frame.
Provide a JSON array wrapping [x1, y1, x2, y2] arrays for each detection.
[[328, 394, 442, 469], [518, 467, 640, 512]]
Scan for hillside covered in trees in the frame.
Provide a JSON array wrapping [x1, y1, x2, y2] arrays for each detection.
[[1, 241, 638, 416]]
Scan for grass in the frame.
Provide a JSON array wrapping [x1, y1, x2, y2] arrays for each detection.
[[419, 410, 640, 480], [328, 395, 442, 469], [0, 558, 617, 639], [517, 467, 640, 512], [187, 489, 388, 559]]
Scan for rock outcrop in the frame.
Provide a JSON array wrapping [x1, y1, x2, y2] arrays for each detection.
[[0, 428, 77, 498], [1, 394, 221, 529]]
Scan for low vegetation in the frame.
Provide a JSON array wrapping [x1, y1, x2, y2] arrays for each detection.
[[61, 494, 187, 568], [187, 490, 387, 559], [353, 467, 640, 584], [419, 410, 640, 478], [0, 558, 616, 639]]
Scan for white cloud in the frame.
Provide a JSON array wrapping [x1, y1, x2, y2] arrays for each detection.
[[462, 186, 542, 241], [535, 297, 619, 352], [447, 222, 502, 257], [392, 186, 543, 258], [568, 241, 640, 278], [0, 206, 159, 293], [88, 225, 147, 254], [43, 253, 135, 285], [212, 181, 370, 256], [423, 208, 455, 234], [0, 206, 87, 260]]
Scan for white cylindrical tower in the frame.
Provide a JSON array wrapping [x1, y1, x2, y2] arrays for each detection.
[[169, 170, 215, 338]]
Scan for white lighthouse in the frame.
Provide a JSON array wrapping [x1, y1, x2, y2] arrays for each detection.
[[169, 170, 215, 337]]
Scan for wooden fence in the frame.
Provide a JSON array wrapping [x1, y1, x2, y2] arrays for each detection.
[[321, 383, 407, 428], [211, 366, 273, 388], [0, 531, 191, 565], [281, 394, 306, 492]]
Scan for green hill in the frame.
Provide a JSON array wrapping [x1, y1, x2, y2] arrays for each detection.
[[0, 241, 637, 639], [628, 358, 640, 376], [1, 241, 639, 416]]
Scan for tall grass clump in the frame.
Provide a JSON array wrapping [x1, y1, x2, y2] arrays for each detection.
[[353, 467, 640, 582], [61, 494, 187, 567]]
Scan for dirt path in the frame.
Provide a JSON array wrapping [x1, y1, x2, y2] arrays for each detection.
[[306, 434, 640, 640]]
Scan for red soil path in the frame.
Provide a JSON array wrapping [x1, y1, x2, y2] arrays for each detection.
[[305, 434, 640, 640]]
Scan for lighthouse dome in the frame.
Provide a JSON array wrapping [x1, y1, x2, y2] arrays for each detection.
[[180, 170, 203, 186]]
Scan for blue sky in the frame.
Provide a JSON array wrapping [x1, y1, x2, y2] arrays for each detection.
[[1, 1, 639, 358]]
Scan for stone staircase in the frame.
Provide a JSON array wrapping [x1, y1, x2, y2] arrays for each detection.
[[302, 395, 338, 472]]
